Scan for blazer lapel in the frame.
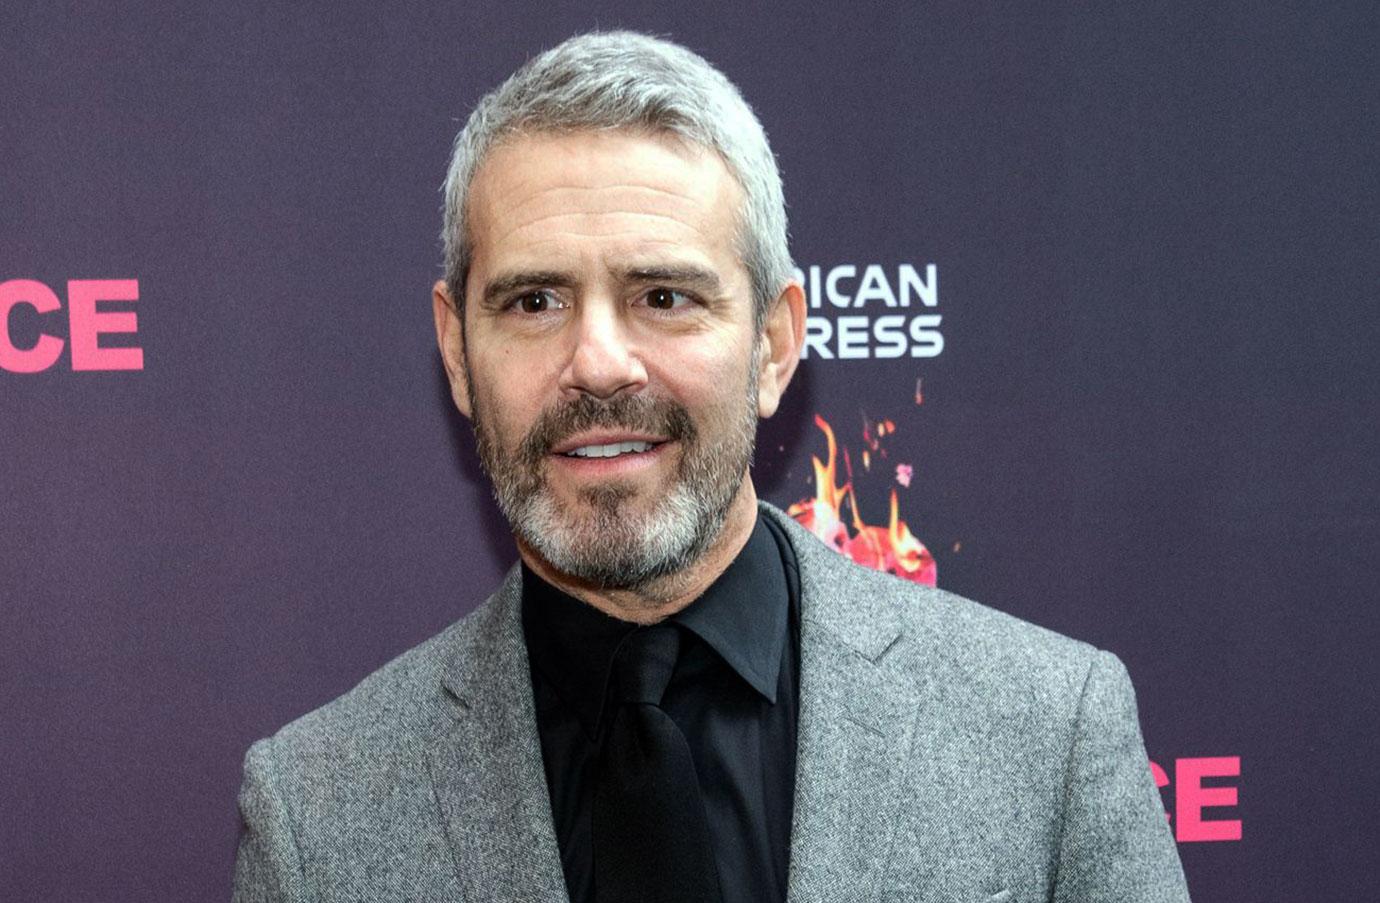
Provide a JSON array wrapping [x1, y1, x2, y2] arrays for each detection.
[[426, 566, 570, 903], [768, 507, 924, 903], [423, 508, 927, 902]]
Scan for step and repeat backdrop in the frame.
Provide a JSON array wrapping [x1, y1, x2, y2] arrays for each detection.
[[3, 2, 1376, 899]]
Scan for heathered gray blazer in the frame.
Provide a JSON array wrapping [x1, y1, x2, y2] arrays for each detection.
[[234, 503, 1191, 902]]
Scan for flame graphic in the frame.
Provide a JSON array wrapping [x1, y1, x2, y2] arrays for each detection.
[[787, 414, 937, 586]]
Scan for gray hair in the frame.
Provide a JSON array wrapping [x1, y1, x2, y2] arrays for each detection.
[[440, 31, 792, 328]]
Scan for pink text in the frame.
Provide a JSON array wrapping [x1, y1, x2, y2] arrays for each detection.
[[1151, 755, 1242, 842], [0, 278, 143, 373]]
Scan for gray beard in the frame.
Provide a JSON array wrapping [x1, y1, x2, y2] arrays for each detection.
[[469, 376, 759, 590]]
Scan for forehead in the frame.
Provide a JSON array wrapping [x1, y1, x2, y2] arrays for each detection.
[[464, 129, 745, 274]]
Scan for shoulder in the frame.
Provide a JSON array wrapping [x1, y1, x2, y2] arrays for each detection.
[[244, 569, 518, 787], [764, 502, 1111, 710], [264, 619, 463, 765], [895, 574, 1103, 704], [766, 501, 1142, 810], [233, 570, 527, 890]]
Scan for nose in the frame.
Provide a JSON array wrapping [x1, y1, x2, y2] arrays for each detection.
[[557, 299, 648, 400]]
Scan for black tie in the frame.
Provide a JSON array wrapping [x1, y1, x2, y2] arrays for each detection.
[[592, 623, 723, 903]]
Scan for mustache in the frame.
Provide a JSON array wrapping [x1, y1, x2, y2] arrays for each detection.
[[519, 394, 697, 463]]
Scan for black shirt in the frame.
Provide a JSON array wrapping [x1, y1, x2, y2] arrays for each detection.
[[521, 513, 801, 903]]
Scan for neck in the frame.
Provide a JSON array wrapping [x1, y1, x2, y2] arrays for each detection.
[[516, 478, 761, 625]]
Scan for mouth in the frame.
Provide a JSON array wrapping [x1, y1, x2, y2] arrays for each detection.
[[560, 439, 664, 459], [546, 434, 673, 477], [550, 431, 669, 460]]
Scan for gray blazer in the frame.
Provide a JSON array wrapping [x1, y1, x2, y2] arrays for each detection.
[[234, 503, 1191, 902]]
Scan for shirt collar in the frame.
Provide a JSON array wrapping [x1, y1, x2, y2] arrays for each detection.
[[520, 512, 790, 739]]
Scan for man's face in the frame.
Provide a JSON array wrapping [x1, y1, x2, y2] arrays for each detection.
[[442, 130, 769, 589]]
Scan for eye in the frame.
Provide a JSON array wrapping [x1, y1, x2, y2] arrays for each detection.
[[513, 290, 566, 314], [642, 287, 693, 311]]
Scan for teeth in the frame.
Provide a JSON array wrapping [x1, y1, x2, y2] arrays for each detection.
[[566, 440, 655, 458]]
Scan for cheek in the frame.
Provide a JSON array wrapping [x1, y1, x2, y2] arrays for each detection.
[[652, 341, 754, 416], [470, 352, 550, 437]]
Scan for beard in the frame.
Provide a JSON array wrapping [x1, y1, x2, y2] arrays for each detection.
[[468, 371, 759, 591]]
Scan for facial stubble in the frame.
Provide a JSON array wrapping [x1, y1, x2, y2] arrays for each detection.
[[466, 354, 760, 591]]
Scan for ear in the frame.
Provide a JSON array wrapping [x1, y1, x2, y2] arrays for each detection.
[[432, 280, 473, 419], [756, 280, 807, 419]]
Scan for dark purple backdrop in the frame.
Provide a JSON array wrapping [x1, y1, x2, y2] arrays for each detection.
[[3, 2, 1377, 899]]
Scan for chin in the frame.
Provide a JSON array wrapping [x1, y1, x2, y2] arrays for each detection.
[[515, 485, 733, 590]]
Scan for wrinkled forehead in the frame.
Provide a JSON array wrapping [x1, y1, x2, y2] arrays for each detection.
[[464, 129, 749, 274], [464, 127, 748, 248]]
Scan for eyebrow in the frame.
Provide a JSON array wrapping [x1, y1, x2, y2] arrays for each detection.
[[480, 270, 577, 308], [480, 264, 726, 308], [619, 265, 724, 297]]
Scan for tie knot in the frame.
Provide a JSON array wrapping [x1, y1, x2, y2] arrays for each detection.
[[611, 623, 680, 706]]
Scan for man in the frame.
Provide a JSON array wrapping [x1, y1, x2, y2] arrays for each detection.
[[233, 31, 1191, 903]]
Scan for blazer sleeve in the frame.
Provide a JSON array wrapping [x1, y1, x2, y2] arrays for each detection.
[[1051, 651, 1192, 903], [232, 738, 313, 903]]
